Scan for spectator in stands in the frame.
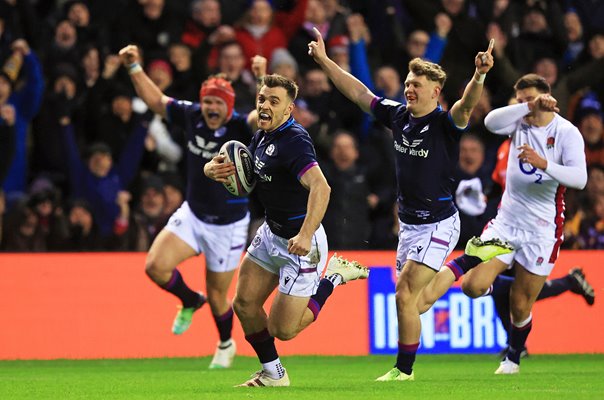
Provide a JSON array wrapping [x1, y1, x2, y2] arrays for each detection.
[[59, 107, 148, 244], [126, 175, 169, 251], [1, 198, 46, 252], [64, 199, 102, 251], [562, 9, 585, 69], [168, 43, 198, 101], [235, 0, 308, 68], [374, 66, 404, 103], [216, 41, 257, 112], [576, 92, 604, 166], [322, 131, 372, 249], [160, 172, 184, 218], [44, 19, 80, 70], [0, 102, 16, 186], [114, 0, 182, 60], [270, 47, 299, 81], [1, 39, 44, 197], [64, 0, 108, 52]]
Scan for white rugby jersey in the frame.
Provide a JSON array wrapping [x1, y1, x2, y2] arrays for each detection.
[[484, 103, 587, 234]]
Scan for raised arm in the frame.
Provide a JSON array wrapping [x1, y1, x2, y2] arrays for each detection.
[[449, 39, 495, 128], [287, 165, 331, 257], [308, 27, 376, 114], [119, 45, 170, 118]]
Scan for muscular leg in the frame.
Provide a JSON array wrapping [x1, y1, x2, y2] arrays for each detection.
[[461, 258, 509, 298], [506, 263, 547, 365], [206, 269, 236, 343], [418, 267, 456, 314], [145, 229, 201, 308], [393, 260, 436, 375], [233, 255, 279, 335], [268, 293, 314, 341]]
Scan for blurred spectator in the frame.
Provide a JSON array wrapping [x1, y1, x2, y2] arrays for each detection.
[[44, 19, 80, 70], [215, 41, 257, 112], [562, 9, 585, 69], [65, 199, 102, 251], [0, 189, 5, 245], [453, 133, 500, 248], [60, 113, 148, 242], [114, 0, 183, 60], [575, 92, 604, 166], [0, 103, 16, 185], [160, 171, 184, 218], [1, 198, 46, 252], [288, 0, 343, 75], [270, 47, 299, 80], [322, 131, 372, 249], [27, 179, 70, 250], [1, 39, 44, 197], [125, 175, 169, 251], [31, 63, 82, 189], [64, 0, 108, 52], [234, 0, 308, 68], [374, 66, 404, 103], [168, 43, 198, 101]]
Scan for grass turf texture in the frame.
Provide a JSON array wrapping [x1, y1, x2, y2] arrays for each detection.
[[1, 355, 602, 400]]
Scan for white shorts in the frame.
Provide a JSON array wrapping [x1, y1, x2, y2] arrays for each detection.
[[396, 212, 460, 274], [165, 201, 250, 272], [247, 222, 328, 297], [481, 217, 559, 276]]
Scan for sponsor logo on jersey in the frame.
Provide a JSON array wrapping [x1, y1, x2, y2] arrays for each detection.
[[188, 136, 220, 158], [394, 140, 430, 158], [420, 124, 430, 134]]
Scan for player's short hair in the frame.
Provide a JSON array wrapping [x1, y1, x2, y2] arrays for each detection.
[[514, 74, 551, 94], [260, 74, 299, 101], [408, 58, 447, 87]]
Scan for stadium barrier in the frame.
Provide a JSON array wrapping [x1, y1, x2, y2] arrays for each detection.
[[0, 251, 601, 360]]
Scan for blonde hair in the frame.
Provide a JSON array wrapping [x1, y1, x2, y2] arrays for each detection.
[[408, 58, 447, 88]]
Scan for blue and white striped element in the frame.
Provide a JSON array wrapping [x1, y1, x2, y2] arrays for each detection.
[[369, 267, 507, 354]]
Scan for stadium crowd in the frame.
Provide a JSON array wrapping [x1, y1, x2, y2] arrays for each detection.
[[1, 0, 603, 252]]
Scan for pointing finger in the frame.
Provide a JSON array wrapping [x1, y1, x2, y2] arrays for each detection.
[[486, 38, 495, 54], [312, 26, 323, 42]]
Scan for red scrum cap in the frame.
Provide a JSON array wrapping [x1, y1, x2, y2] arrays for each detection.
[[200, 77, 236, 120]]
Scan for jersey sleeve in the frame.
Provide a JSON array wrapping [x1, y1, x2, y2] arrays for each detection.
[[371, 96, 405, 130], [544, 125, 587, 189], [285, 134, 319, 181], [484, 103, 529, 136], [166, 99, 194, 127]]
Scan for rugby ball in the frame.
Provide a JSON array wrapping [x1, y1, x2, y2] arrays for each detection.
[[219, 140, 256, 196]]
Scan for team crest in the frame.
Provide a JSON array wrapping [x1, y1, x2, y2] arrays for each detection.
[[546, 137, 555, 149], [536, 256, 544, 266], [266, 144, 276, 156]]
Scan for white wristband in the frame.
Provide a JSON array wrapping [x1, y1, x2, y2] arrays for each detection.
[[128, 63, 143, 75], [475, 72, 486, 84]]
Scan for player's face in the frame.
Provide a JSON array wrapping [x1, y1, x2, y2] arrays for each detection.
[[404, 72, 440, 116], [201, 95, 228, 130], [256, 86, 294, 132]]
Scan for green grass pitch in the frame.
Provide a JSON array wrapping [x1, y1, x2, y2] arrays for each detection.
[[1, 355, 603, 400]]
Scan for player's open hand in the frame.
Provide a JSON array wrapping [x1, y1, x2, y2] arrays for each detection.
[[529, 94, 560, 113], [204, 154, 235, 183], [308, 27, 328, 63], [118, 45, 141, 68], [475, 39, 495, 74], [288, 233, 312, 257], [518, 144, 547, 170]]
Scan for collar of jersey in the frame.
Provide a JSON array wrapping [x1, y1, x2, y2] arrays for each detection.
[[409, 104, 442, 124], [265, 116, 295, 135]]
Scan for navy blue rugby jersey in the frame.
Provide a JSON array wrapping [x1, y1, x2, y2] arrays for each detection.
[[167, 99, 252, 224], [249, 116, 318, 239], [371, 97, 464, 224]]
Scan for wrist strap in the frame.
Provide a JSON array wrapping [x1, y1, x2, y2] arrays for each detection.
[[128, 63, 143, 75], [475, 72, 486, 84]]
